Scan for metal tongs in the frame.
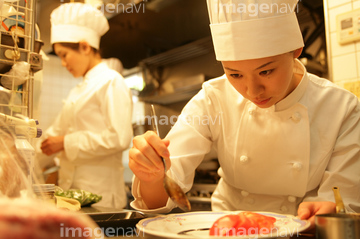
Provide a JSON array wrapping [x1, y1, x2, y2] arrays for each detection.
[[150, 105, 191, 212]]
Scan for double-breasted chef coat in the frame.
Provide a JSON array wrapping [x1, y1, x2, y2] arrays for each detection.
[[131, 59, 360, 215], [38, 62, 133, 209]]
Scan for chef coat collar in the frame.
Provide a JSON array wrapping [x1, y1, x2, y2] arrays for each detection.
[[275, 59, 308, 112], [83, 62, 109, 83]]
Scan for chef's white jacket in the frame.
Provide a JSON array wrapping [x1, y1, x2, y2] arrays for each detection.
[[131, 59, 360, 215], [37, 63, 133, 209], [131, 60, 360, 215]]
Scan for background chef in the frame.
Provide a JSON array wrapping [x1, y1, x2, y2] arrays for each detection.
[[36, 3, 133, 209]]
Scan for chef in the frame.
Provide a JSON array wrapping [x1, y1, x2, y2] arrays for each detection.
[[129, 0, 360, 229], [37, 3, 133, 209]]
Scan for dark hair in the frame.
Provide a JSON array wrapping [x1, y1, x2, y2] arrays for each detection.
[[52, 42, 99, 54]]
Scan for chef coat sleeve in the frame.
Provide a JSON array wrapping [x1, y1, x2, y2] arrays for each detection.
[[303, 97, 360, 213], [35, 106, 68, 169], [63, 75, 133, 162]]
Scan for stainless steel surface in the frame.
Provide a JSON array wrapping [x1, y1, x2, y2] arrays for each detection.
[[186, 183, 216, 211], [0, 0, 43, 118], [315, 213, 360, 239], [315, 187, 360, 239], [150, 104, 191, 212]]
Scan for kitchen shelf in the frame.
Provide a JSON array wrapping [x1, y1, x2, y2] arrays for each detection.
[[0, 32, 44, 74], [139, 86, 201, 105], [0, 0, 41, 118], [138, 37, 214, 105], [139, 36, 214, 68]]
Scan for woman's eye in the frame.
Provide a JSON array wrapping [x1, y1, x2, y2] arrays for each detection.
[[230, 74, 242, 79], [260, 69, 273, 76]]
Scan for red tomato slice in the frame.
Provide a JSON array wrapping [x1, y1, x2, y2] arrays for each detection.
[[240, 212, 276, 233], [209, 212, 276, 236], [209, 214, 240, 236], [236, 212, 257, 235]]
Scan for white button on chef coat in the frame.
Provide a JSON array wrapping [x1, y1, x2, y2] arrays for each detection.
[[248, 108, 255, 115], [288, 196, 296, 203], [280, 205, 289, 212], [239, 155, 249, 164], [292, 162, 303, 171], [241, 190, 250, 197], [291, 112, 301, 122], [246, 198, 255, 205]]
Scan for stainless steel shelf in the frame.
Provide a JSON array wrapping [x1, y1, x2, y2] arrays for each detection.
[[139, 36, 214, 68], [139, 87, 201, 105]]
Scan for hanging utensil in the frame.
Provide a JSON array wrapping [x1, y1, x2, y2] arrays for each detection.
[[150, 104, 191, 212]]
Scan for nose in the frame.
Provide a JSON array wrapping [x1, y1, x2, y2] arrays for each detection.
[[61, 58, 67, 67], [246, 77, 265, 98]]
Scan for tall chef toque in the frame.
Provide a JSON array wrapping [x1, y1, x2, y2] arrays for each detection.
[[206, 0, 304, 61], [50, 3, 109, 50]]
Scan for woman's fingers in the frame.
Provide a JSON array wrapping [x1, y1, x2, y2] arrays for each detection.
[[129, 131, 171, 177]]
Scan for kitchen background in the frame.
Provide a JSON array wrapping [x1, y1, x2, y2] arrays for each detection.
[[32, 0, 360, 202]]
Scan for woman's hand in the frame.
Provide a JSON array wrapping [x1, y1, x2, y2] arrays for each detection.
[[129, 131, 171, 183], [40, 136, 65, 156], [297, 201, 336, 232], [128, 131, 171, 209]]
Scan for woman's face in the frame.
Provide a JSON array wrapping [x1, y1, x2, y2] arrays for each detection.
[[222, 49, 302, 108], [54, 43, 90, 78]]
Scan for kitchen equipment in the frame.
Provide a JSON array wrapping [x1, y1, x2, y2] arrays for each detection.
[[88, 211, 146, 237], [136, 211, 310, 238], [150, 104, 191, 212], [0, 0, 43, 118], [315, 186, 360, 239]]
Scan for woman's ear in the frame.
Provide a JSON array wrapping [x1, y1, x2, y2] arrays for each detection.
[[78, 41, 92, 54], [293, 47, 303, 58]]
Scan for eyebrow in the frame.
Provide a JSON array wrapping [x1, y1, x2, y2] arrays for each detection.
[[224, 61, 276, 72]]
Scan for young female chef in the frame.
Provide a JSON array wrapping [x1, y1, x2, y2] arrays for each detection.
[[129, 0, 359, 229], [37, 3, 133, 209]]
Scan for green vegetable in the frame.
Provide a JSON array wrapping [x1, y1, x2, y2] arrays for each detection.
[[55, 186, 102, 207]]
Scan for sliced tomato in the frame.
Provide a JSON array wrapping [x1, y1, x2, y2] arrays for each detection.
[[209, 212, 276, 236], [235, 212, 257, 235], [209, 214, 240, 236], [238, 212, 276, 234]]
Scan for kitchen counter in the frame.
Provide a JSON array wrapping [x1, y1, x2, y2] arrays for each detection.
[[80, 206, 316, 239]]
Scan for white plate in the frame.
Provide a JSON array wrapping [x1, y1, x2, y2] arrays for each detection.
[[137, 211, 310, 238]]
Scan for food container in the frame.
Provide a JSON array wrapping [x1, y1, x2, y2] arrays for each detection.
[[33, 184, 57, 206], [315, 213, 360, 239], [87, 211, 146, 237], [315, 186, 360, 239]]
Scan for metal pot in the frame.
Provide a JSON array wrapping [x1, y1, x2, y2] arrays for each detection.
[[316, 213, 360, 239], [315, 187, 360, 239]]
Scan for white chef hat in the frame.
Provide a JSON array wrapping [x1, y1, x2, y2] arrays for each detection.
[[50, 3, 109, 50], [207, 0, 304, 61]]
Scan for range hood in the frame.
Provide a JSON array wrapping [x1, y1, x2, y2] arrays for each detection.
[[100, 0, 211, 69]]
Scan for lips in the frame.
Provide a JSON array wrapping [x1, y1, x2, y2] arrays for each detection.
[[253, 98, 271, 105]]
